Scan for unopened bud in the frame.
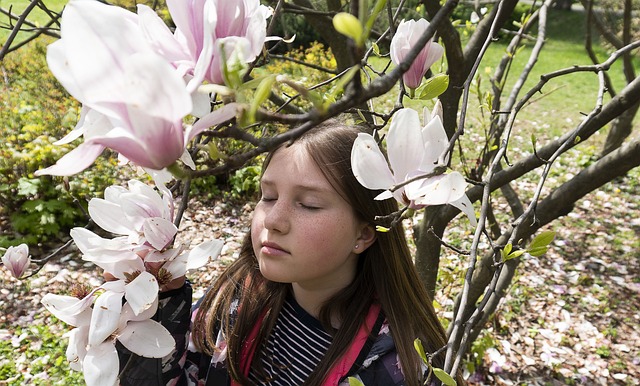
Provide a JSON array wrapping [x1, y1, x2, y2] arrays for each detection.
[[1, 244, 30, 279]]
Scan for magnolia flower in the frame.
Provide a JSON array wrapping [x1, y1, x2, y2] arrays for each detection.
[[37, 0, 192, 175], [351, 107, 476, 225], [390, 18, 445, 90], [1, 244, 30, 278], [42, 285, 173, 386], [37, 1, 230, 177], [166, 0, 271, 86]]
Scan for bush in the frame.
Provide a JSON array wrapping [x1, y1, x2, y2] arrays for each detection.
[[0, 40, 120, 248]]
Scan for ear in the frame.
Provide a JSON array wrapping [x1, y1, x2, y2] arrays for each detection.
[[353, 223, 377, 254]]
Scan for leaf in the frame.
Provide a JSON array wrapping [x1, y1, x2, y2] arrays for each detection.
[[414, 338, 428, 364], [17, 178, 40, 196], [415, 74, 449, 100], [433, 368, 457, 386], [348, 377, 366, 386], [528, 230, 556, 251], [333, 12, 364, 46], [505, 249, 525, 261], [363, 0, 387, 39], [372, 42, 380, 56]]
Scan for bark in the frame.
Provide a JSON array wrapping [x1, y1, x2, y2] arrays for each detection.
[[601, 102, 640, 157], [466, 135, 640, 344]]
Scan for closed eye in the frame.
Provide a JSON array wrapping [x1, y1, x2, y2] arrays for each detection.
[[299, 203, 321, 210]]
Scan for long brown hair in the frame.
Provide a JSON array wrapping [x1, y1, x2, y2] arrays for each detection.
[[193, 121, 452, 386]]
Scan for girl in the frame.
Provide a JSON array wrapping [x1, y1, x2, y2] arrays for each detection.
[[118, 121, 454, 386]]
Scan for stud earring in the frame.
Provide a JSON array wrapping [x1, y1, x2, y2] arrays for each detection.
[[355, 244, 359, 249]]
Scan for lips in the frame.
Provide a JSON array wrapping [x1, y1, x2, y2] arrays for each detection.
[[260, 240, 289, 256]]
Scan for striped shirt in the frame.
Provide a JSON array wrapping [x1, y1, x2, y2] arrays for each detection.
[[248, 296, 333, 385]]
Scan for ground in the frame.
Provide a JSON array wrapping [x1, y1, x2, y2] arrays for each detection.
[[0, 182, 638, 385]]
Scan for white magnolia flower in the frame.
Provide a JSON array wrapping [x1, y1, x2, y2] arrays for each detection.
[[351, 106, 476, 225]]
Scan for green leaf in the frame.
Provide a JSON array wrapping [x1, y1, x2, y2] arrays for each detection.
[[414, 338, 428, 364], [372, 42, 380, 56], [247, 74, 276, 123], [415, 74, 449, 100], [363, 0, 387, 40], [348, 377, 366, 386], [505, 249, 525, 261], [528, 230, 556, 251], [527, 246, 548, 257], [17, 178, 40, 196], [502, 243, 513, 258], [433, 368, 457, 386], [333, 13, 364, 46]]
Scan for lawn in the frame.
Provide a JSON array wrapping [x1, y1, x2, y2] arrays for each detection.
[[0, 0, 67, 46]]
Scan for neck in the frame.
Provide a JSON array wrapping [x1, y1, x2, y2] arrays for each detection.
[[291, 283, 349, 329]]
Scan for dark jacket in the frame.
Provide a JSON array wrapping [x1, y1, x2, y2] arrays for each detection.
[[118, 282, 415, 386]]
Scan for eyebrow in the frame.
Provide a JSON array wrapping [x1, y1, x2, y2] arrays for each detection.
[[260, 178, 333, 194]]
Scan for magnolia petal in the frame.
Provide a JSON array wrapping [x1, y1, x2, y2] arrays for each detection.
[[450, 194, 477, 226], [387, 108, 425, 182], [34, 142, 105, 177], [65, 326, 89, 371], [374, 190, 394, 201], [125, 271, 159, 315], [127, 179, 169, 219], [100, 257, 146, 281], [186, 103, 238, 142], [137, 4, 190, 65], [351, 133, 395, 190], [120, 298, 159, 325], [88, 291, 124, 347], [143, 217, 178, 250], [421, 41, 444, 75], [88, 197, 134, 235], [163, 251, 190, 279], [41, 293, 95, 326], [420, 115, 449, 170], [408, 172, 467, 205], [180, 148, 197, 170], [70, 229, 138, 264], [83, 341, 119, 386], [118, 319, 175, 358], [53, 106, 88, 145], [190, 87, 212, 118], [186, 239, 223, 270]]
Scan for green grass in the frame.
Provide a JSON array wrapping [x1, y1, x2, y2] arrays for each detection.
[[0, 0, 67, 46]]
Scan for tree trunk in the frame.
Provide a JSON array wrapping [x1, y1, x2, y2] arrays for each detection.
[[601, 101, 639, 157]]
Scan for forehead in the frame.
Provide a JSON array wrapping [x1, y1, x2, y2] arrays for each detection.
[[261, 144, 331, 190]]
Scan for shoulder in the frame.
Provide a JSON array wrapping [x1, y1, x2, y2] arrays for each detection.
[[348, 319, 405, 385]]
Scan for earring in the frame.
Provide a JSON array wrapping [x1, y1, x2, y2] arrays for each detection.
[[355, 244, 359, 249]]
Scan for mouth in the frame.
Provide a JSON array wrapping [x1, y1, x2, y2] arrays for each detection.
[[260, 241, 289, 256]]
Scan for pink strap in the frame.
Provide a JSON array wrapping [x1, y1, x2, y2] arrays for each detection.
[[230, 310, 267, 386], [322, 302, 381, 385], [232, 303, 382, 386]]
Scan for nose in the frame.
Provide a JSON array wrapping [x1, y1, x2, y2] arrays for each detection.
[[263, 200, 290, 234]]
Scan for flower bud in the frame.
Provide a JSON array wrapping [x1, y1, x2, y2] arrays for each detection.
[[2, 244, 30, 279]]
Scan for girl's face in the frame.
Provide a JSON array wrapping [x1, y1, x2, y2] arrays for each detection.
[[251, 144, 370, 300]]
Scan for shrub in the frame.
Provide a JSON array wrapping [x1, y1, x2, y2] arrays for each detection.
[[0, 40, 120, 248]]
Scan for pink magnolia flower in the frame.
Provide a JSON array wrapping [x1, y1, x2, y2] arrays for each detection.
[[38, 0, 191, 175], [166, 0, 271, 86], [351, 107, 476, 225], [1, 244, 30, 279], [390, 18, 445, 90]]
